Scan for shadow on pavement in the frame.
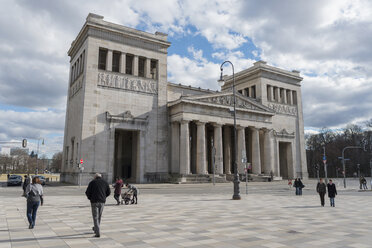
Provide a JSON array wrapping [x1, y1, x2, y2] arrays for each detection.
[[283, 206, 321, 209], [0, 232, 94, 243]]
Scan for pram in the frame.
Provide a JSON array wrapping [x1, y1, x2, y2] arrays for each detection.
[[120, 191, 134, 205]]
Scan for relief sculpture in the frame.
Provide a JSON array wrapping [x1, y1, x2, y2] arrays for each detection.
[[267, 103, 297, 116], [199, 95, 261, 111], [97, 72, 158, 94]]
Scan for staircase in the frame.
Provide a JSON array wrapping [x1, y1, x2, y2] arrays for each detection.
[[178, 174, 228, 184]]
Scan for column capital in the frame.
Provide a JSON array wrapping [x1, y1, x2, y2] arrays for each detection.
[[237, 126, 245, 130], [180, 120, 190, 125], [212, 123, 223, 128], [195, 121, 206, 126]]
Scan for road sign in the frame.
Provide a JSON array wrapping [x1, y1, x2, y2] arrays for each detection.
[[80, 159, 83, 164], [323, 159, 327, 164]]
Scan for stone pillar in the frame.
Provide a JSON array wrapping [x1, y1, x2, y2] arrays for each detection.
[[267, 85, 274, 101], [223, 126, 232, 174], [196, 121, 207, 174], [263, 129, 275, 174], [287, 90, 293, 105], [133, 55, 139, 76], [283, 89, 287, 104], [213, 123, 223, 174], [106, 50, 113, 71], [145, 58, 151, 78], [171, 122, 180, 174], [251, 127, 261, 174], [179, 120, 190, 175], [237, 126, 246, 174], [120, 52, 126, 74], [274, 87, 280, 103]]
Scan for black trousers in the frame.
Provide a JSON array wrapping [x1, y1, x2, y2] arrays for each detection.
[[319, 192, 325, 206], [114, 193, 120, 203]]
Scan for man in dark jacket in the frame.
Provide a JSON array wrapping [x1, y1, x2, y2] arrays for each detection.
[[327, 179, 337, 207], [316, 178, 327, 207], [22, 175, 30, 196], [85, 173, 110, 238]]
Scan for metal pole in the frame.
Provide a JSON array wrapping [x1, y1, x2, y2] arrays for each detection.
[[220, 61, 240, 200], [36, 138, 40, 175], [342, 146, 363, 188], [245, 163, 248, 195], [212, 145, 215, 186], [323, 146, 328, 184]]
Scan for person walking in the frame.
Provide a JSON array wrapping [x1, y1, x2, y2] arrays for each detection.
[[113, 177, 123, 205], [327, 179, 337, 207], [85, 173, 111, 238], [125, 183, 138, 204], [22, 175, 30, 196], [316, 178, 327, 207], [362, 176, 368, 190], [293, 178, 304, 195], [25, 176, 44, 229]]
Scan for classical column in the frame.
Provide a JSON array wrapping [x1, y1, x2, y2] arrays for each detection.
[[251, 127, 261, 174], [171, 122, 180, 174], [283, 89, 287, 104], [274, 87, 280, 103], [106, 50, 113, 71], [237, 126, 246, 174], [213, 123, 223, 174], [223, 126, 232, 174], [267, 85, 273, 101], [263, 129, 275, 175], [145, 58, 151, 78], [133, 55, 139, 76], [196, 121, 207, 174], [287, 90, 293, 105], [179, 120, 190, 175], [120, 52, 126, 74]]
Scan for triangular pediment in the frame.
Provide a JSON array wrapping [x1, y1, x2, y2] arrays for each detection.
[[180, 91, 274, 114]]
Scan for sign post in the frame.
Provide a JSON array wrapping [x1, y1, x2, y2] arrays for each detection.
[[212, 146, 216, 186], [79, 159, 84, 188]]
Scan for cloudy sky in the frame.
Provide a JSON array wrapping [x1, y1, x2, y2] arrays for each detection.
[[0, 0, 372, 157]]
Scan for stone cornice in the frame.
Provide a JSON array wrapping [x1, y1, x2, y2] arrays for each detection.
[[68, 13, 171, 60]]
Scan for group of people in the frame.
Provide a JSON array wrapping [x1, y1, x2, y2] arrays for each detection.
[[85, 174, 138, 238], [359, 176, 368, 190]]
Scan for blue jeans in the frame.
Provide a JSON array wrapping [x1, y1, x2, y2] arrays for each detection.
[[296, 187, 302, 195], [27, 200, 40, 227], [330, 197, 335, 207]]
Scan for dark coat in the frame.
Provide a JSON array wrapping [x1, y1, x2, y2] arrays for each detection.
[[327, 183, 337, 198], [114, 179, 123, 195], [317, 182, 327, 194], [85, 177, 111, 203], [294, 179, 304, 188]]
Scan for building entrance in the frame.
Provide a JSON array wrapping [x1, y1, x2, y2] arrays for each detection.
[[114, 130, 139, 182], [279, 142, 293, 179]]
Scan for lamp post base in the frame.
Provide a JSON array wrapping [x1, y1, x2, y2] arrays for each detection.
[[232, 178, 241, 200], [232, 194, 241, 200]]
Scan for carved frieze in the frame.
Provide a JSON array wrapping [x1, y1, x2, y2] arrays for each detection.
[[97, 72, 158, 94], [69, 76, 83, 99], [274, 129, 295, 138], [267, 103, 297, 116], [198, 95, 260, 111]]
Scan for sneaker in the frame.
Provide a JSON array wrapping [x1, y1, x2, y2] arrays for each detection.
[[95, 233, 100, 238]]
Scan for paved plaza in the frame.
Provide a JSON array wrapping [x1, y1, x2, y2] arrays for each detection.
[[1, 179, 372, 248]]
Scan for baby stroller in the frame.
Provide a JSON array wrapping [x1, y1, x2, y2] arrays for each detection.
[[120, 191, 134, 205]]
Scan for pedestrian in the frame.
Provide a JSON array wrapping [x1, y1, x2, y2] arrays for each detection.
[[362, 176, 368, 190], [113, 177, 123, 205], [125, 183, 138, 204], [270, 171, 274, 182], [85, 173, 111, 238], [25, 176, 44, 229], [22, 175, 30, 196], [288, 179, 292, 189], [327, 179, 337, 207], [293, 178, 304, 195], [7, 173, 10, 179], [316, 178, 327, 207], [359, 176, 363, 190]]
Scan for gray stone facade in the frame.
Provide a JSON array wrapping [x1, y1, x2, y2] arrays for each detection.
[[61, 13, 308, 185]]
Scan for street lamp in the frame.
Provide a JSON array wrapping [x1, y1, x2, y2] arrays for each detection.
[[218, 61, 241, 200], [36, 138, 45, 175], [340, 146, 362, 188]]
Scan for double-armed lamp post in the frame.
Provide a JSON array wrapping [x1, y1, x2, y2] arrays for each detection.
[[218, 61, 241, 200]]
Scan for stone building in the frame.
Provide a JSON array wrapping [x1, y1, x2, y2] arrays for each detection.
[[61, 13, 308, 184]]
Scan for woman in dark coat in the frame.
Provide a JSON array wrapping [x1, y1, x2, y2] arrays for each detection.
[[327, 179, 337, 207], [293, 178, 304, 195]]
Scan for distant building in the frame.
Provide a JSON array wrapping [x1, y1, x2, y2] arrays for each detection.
[[0, 146, 29, 156], [61, 13, 308, 185]]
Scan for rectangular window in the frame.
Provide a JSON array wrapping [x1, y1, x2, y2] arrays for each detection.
[[138, 57, 146, 77], [245, 88, 249, 97], [251, 85, 256, 98], [70, 65, 74, 85], [238, 90, 243, 94], [273, 87, 278, 101], [126, 54, 133, 74], [65, 146, 69, 165], [98, 48, 107, 70], [292, 91, 297, 105], [71, 138, 75, 162], [81, 50, 85, 74], [150, 60, 158, 79], [286, 90, 291, 104], [112, 51, 121, 72]]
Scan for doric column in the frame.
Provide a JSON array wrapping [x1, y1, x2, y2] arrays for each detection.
[[133, 55, 139, 76], [274, 87, 280, 103], [263, 129, 275, 174], [145, 58, 151, 78], [106, 50, 113, 71], [283, 89, 287, 104], [237, 126, 246, 174], [287, 90, 293, 105], [267, 85, 273, 101], [196, 121, 207, 174], [120, 52, 126, 74], [171, 122, 180, 174], [179, 120, 190, 175], [213, 123, 223, 175], [251, 127, 261, 174], [223, 126, 232, 174]]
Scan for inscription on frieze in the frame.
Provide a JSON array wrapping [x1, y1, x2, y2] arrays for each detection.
[[267, 103, 297, 116], [97, 72, 158, 94]]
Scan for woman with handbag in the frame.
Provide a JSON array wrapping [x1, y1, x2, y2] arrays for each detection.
[[25, 176, 44, 229]]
